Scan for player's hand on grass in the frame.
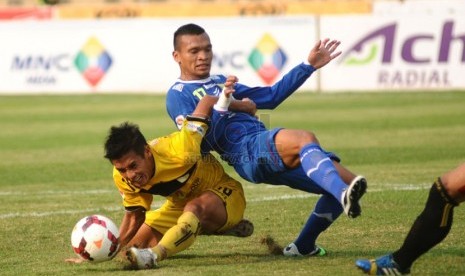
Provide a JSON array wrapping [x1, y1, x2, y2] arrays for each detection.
[[308, 38, 342, 69]]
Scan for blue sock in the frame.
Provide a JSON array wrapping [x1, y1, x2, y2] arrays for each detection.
[[294, 195, 343, 254], [300, 143, 347, 204]]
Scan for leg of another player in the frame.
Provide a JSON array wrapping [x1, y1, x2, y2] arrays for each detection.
[[152, 191, 227, 261], [442, 162, 465, 202], [356, 163, 465, 275], [390, 163, 465, 271]]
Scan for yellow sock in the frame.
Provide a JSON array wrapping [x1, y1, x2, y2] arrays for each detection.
[[154, 211, 200, 261]]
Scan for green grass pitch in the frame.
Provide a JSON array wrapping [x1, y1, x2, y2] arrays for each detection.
[[0, 91, 464, 275]]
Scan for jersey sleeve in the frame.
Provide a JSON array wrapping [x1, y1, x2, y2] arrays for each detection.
[[232, 63, 316, 109], [168, 117, 209, 163], [166, 87, 198, 130], [112, 169, 153, 211]]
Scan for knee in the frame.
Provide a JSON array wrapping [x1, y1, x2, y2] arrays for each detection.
[[440, 176, 465, 203], [299, 131, 319, 146], [185, 198, 226, 233], [185, 203, 206, 222], [185, 200, 216, 228], [185, 204, 214, 234]]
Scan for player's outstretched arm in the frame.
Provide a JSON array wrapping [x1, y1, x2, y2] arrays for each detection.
[[231, 40, 341, 110], [307, 38, 342, 69], [118, 208, 146, 249]]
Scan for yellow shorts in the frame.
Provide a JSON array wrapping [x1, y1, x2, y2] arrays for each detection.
[[145, 173, 246, 234]]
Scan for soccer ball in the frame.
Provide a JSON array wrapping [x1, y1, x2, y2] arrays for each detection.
[[71, 214, 120, 263]]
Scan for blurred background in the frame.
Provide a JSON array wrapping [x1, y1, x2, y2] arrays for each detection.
[[0, 0, 463, 94]]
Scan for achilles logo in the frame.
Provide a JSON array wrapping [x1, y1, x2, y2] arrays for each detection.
[[341, 21, 465, 65]]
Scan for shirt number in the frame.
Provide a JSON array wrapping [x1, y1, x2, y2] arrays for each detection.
[[193, 88, 207, 100]]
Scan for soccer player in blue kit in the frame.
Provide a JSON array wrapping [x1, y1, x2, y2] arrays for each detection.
[[166, 23, 368, 257]]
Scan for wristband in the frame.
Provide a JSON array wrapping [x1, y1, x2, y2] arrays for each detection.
[[213, 87, 232, 112]]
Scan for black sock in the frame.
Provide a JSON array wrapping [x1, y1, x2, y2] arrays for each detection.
[[392, 178, 458, 271]]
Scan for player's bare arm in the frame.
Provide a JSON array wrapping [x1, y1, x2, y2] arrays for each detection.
[[308, 38, 342, 69], [228, 98, 257, 117], [118, 208, 146, 249], [191, 75, 237, 118], [222, 75, 256, 116]]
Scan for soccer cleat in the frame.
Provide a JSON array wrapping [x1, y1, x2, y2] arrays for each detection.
[[342, 175, 367, 218], [355, 254, 410, 275], [221, 219, 254, 237], [283, 243, 327, 257], [126, 247, 158, 270]]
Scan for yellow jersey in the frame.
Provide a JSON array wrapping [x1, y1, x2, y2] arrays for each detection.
[[113, 118, 230, 210]]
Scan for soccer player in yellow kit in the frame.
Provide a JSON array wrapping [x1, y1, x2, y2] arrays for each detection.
[[104, 76, 251, 269]]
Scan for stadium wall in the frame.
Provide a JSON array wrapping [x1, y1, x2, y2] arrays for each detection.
[[0, 0, 463, 94]]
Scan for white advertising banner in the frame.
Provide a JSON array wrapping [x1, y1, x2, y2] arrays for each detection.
[[0, 20, 164, 93], [206, 16, 317, 90], [320, 14, 465, 91], [1, 11, 463, 94], [0, 17, 317, 94]]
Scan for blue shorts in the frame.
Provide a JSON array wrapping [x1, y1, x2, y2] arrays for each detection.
[[230, 128, 340, 194]]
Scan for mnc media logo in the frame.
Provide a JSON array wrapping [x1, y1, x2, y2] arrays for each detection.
[[74, 37, 112, 87], [248, 33, 287, 85], [340, 21, 464, 66]]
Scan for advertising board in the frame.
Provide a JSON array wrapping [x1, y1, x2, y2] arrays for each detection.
[[321, 15, 465, 91], [0, 17, 317, 94]]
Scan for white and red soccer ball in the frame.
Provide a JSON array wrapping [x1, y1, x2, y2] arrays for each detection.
[[71, 214, 120, 263]]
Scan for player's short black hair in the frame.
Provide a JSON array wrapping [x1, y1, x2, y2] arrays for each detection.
[[173, 23, 206, 50], [104, 122, 147, 161]]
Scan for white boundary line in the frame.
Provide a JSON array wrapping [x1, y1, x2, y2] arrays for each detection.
[[0, 184, 430, 220]]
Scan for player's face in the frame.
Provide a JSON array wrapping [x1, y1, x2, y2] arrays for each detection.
[[112, 147, 154, 188], [173, 33, 212, 80]]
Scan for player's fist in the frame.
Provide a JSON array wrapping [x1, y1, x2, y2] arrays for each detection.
[[223, 75, 238, 98]]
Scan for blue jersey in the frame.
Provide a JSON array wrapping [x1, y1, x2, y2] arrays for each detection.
[[166, 63, 317, 184], [166, 75, 264, 158]]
